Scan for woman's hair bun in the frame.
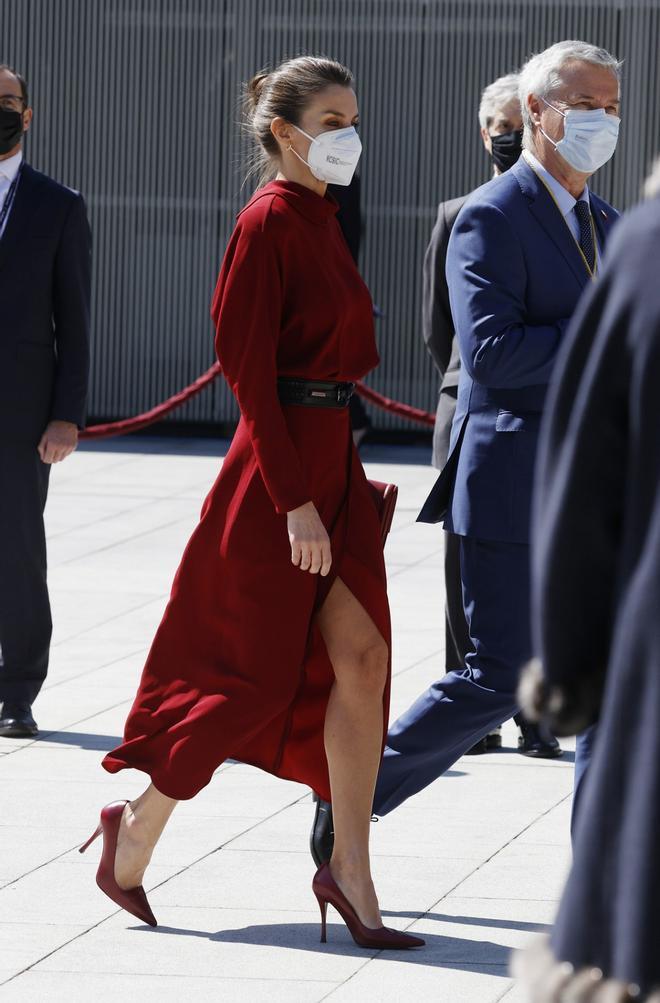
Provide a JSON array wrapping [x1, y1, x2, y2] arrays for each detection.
[[246, 70, 270, 112]]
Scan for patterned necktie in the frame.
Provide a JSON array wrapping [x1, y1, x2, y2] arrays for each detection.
[[574, 200, 596, 273]]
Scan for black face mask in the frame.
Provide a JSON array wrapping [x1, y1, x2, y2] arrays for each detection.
[[490, 128, 523, 173], [0, 107, 25, 155]]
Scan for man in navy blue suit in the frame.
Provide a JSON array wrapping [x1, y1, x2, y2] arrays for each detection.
[[368, 40, 622, 818], [309, 40, 622, 864], [0, 65, 91, 738]]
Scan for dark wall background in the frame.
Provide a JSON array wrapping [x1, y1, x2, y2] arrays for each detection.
[[2, 0, 659, 428]]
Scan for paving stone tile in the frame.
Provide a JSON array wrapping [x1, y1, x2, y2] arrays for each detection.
[[31, 906, 369, 982], [1, 971, 337, 1002], [0, 445, 574, 1001], [327, 959, 511, 1002], [0, 921, 87, 970]]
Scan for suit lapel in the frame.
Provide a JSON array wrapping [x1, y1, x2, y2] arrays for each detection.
[[590, 195, 614, 252], [512, 158, 591, 292], [0, 165, 48, 274]]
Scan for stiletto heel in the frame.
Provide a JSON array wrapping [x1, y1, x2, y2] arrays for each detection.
[[79, 824, 102, 854], [315, 893, 328, 943], [312, 863, 424, 950], [81, 800, 157, 927]]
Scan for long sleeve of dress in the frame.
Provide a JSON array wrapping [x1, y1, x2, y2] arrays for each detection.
[[211, 215, 311, 515]]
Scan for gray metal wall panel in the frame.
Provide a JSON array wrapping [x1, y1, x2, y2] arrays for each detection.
[[1, 0, 659, 429]]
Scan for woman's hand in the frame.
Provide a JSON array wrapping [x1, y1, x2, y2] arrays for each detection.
[[287, 501, 332, 576]]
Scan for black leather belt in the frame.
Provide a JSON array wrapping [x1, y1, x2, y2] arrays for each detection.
[[277, 377, 355, 409]]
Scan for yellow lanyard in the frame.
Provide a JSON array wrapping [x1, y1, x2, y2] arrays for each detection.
[[530, 168, 598, 281]]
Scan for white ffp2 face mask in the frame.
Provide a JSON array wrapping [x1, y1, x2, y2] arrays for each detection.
[[540, 98, 620, 174], [291, 124, 362, 186]]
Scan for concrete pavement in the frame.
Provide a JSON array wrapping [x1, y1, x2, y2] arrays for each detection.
[[0, 439, 573, 1002]]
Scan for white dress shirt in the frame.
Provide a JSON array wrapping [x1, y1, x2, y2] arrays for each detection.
[[0, 149, 23, 239], [522, 149, 600, 265]]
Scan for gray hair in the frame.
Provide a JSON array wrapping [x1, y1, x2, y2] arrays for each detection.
[[519, 40, 622, 149], [643, 156, 660, 199], [478, 72, 521, 130]]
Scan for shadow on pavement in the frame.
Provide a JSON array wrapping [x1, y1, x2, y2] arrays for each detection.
[[34, 730, 121, 751], [381, 911, 552, 933], [137, 922, 513, 971], [489, 745, 576, 764], [78, 435, 231, 457]]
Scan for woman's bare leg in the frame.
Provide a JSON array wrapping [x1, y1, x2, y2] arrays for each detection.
[[114, 784, 178, 890], [316, 576, 389, 928]]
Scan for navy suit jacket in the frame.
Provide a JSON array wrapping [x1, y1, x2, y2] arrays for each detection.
[[0, 162, 91, 445], [418, 157, 618, 543]]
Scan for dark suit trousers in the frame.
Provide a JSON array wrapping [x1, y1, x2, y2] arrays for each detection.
[[374, 536, 528, 816], [0, 442, 52, 704], [444, 530, 471, 669]]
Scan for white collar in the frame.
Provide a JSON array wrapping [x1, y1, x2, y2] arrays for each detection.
[[0, 149, 23, 182], [523, 149, 590, 217]]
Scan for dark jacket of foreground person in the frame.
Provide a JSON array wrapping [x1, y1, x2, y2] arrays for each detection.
[[530, 195, 660, 995]]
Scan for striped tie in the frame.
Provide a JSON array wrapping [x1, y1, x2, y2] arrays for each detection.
[[574, 200, 595, 273]]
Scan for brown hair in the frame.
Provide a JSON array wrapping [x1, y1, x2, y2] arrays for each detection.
[[0, 64, 29, 106], [243, 55, 354, 185]]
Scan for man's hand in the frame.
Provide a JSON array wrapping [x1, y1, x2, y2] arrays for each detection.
[[37, 420, 79, 464]]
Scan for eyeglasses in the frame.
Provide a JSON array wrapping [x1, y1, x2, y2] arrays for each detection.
[[0, 95, 25, 113]]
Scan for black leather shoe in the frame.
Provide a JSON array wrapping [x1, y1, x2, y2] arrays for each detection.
[[310, 793, 334, 867], [466, 727, 502, 755], [0, 702, 39, 738], [486, 728, 502, 751], [465, 736, 488, 755], [514, 714, 562, 759]]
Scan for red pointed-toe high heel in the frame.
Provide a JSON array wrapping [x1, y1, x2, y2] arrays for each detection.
[[79, 800, 157, 927], [312, 863, 425, 950]]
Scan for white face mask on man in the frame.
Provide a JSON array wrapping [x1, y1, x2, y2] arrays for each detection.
[[540, 97, 620, 174], [290, 124, 362, 186]]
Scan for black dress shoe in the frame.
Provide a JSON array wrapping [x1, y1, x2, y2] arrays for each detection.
[[486, 728, 502, 751], [310, 793, 334, 867], [466, 726, 502, 755], [514, 714, 562, 759], [0, 702, 39, 738], [465, 736, 488, 755]]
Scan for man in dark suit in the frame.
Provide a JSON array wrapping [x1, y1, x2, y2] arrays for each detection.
[[0, 65, 91, 737], [423, 71, 560, 759], [421, 70, 553, 754], [367, 41, 621, 820], [330, 175, 372, 447]]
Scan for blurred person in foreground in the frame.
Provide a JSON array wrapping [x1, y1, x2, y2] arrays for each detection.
[[513, 160, 660, 1003], [423, 69, 560, 759], [0, 65, 91, 739]]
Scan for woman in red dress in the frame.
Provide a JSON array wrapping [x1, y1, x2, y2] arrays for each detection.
[[84, 56, 423, 951]]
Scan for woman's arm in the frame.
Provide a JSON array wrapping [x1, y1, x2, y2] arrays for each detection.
[[212, 209, 332, 575], [211, 213, 310, 515]]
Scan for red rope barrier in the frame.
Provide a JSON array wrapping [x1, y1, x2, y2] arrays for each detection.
[[355, 381, 436, 427], [80, 362, 222, 439], [80, 366, 436, 440]]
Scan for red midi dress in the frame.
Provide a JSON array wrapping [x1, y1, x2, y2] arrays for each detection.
[[102, 180, 391, 802]]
